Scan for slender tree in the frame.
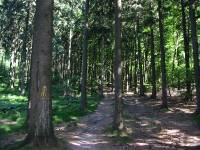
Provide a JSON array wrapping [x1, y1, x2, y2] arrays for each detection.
[[137, 20, 145, 96], [113, 0, 123, 131], [181, 0, 191, 100], [25, 0, 55, 146], [189, 0, 200, 114], [80, 0, 89, 111], [150, 26, 157, 99], [158, 0, 168, 108]]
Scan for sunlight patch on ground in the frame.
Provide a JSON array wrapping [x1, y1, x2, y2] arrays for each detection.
[[135, 142, 149, 146], [124, 99, 140, 106], [77, 123, 88, 128], [55, 126, 65, 131], [69, 133, 108, 148], [155, 128, 200, 147], [0, 119, 17, 125], [174, 108, 194, 114]]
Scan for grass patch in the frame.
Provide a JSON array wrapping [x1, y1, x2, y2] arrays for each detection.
[[0, 84, 101, 136], [0, 84, 27, 136]]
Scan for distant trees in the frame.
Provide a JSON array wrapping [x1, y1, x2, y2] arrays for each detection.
[[25, 0, 55, 146]]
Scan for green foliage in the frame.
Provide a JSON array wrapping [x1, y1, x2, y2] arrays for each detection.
[[0, 64, 10, 84], [0, 84, 100, 135], [52, 85, 101, 124], [0, 84, 27, 136]]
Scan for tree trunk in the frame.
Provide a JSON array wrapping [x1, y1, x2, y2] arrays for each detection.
[[158, 0, 168, 108], [113, 0, 123, 131], [138, 36, 144, 96], [150, 26, 157, 99], [189, 0, 200, 114], [181, 0, 191, 100], [25, 0, 55, 146], [137, 19, 144, 96], [80, 0, 89, 111], [133, 31, 138, 94], [67, 29, 73, 85]]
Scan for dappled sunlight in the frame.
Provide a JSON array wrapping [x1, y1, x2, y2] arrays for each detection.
[[135, 142, 149, 146], [154, 128, 200, 147], [123, 95, 200, 149], [174, 107, 195, 114], [77, 123, 88, 128], [69, 133, 108, 146], [0, 119, 17, 125]]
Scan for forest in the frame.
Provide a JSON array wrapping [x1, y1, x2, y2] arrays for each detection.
[[0, 0, 200, 149]]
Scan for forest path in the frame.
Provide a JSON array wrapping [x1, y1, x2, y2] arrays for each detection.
[[56, 93, 117, 150], [57, 94, 200, 150]]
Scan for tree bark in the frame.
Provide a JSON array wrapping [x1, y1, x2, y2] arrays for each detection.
[[150, 26, 157, 99], [158, 0, 168, 108], [113, 0, 123, 131], [67, 29, 73, 85], [181, 0, 191, 100], [133, 29, 138, 94], [25, 0, 55, 146], [138, 35, 144, 96], [189, 0, 200, 114], [80, 0, 89, 111]]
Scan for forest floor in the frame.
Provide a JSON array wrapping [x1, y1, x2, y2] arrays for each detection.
[[56, 92, 200, 150], [2, 92, 200, 150]]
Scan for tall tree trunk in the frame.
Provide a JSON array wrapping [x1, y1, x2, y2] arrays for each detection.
[[25, 0, 55, 146], [158, 0, 168, 108], [80, 0, 89, 111], [137, 19, 144, 96], [99, 37, 105, 98], [67, 29, 73, 85], [181, 0, 191, 100], [138, 35, 144, 96], [150, 26, 157, 99], [189, 0, 200, 114], [133, 31, 138, 94], [113, 0, 123, 131]]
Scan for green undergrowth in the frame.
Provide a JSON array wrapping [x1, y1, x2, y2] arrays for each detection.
[[0, 84, 101, 137], [0, 84, 27, 136], [52, 85, 101, 124]]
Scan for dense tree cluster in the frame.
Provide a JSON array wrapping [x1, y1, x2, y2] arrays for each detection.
[[0, 0, 199, 147]]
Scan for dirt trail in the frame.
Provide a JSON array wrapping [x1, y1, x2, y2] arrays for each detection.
[[56, 93, 118, 150], [57, 94, 200, 150]]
